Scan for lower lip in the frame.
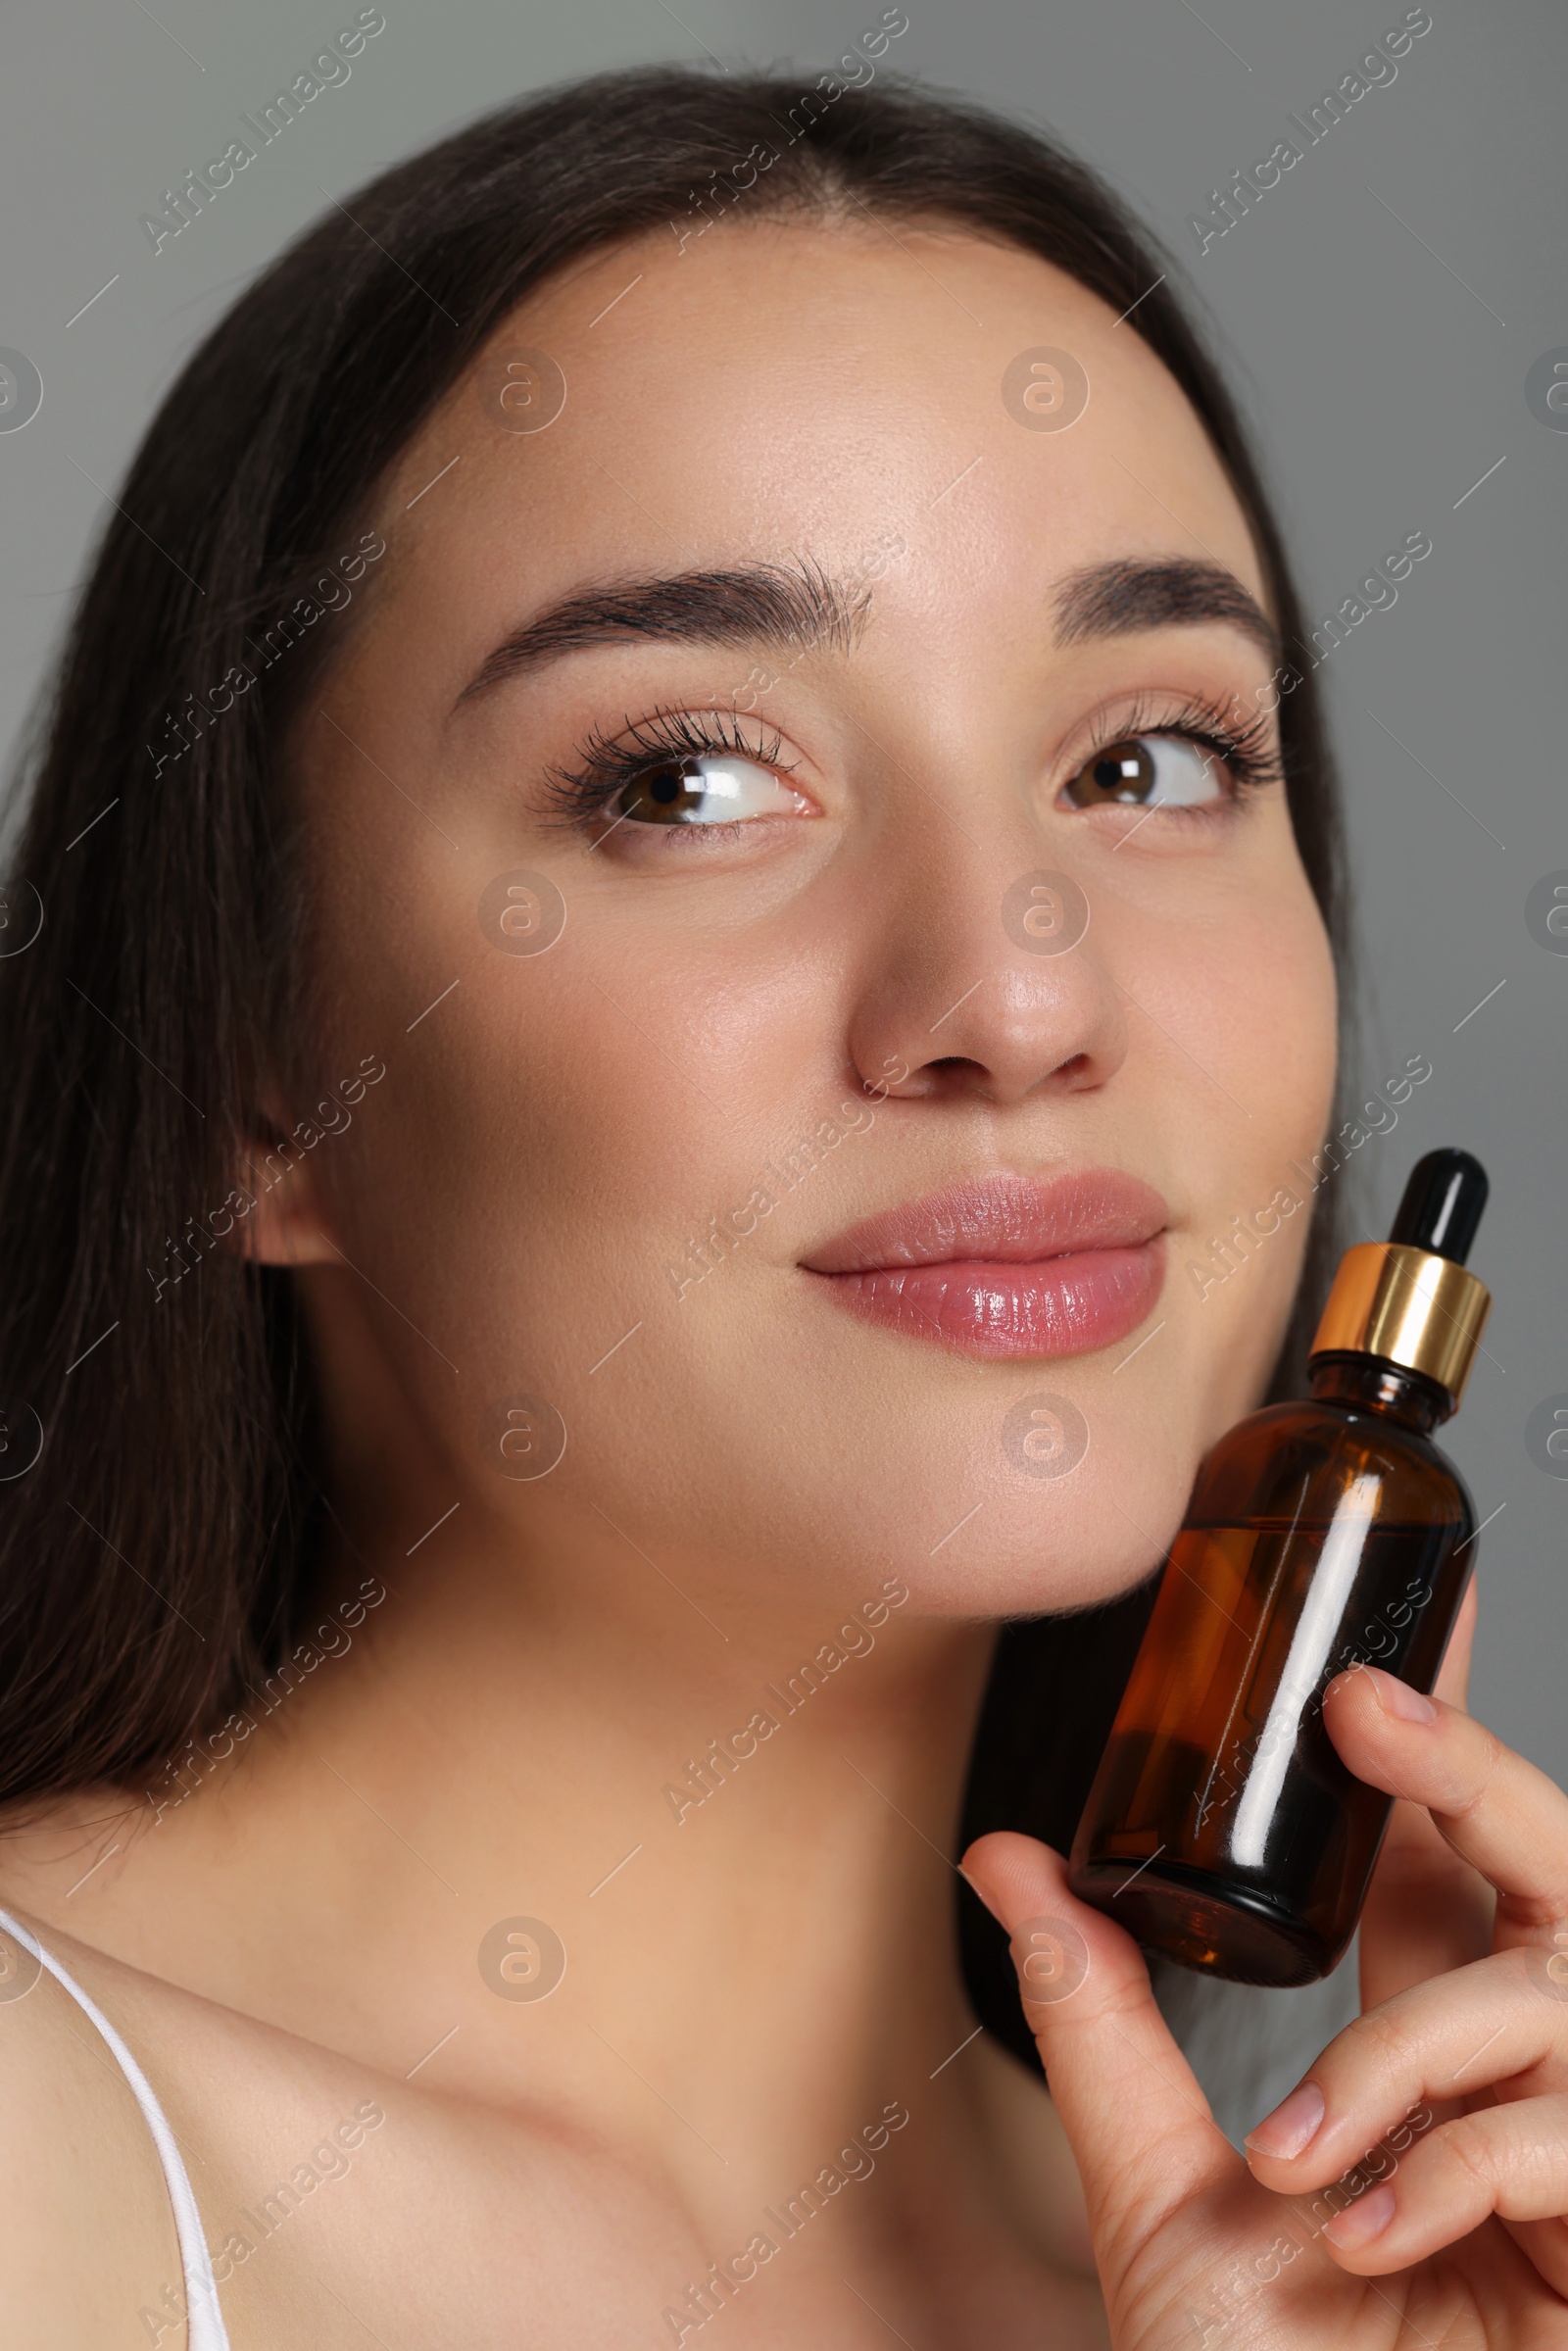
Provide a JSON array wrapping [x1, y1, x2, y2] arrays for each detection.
[[806, 1241, 1166, 1359]]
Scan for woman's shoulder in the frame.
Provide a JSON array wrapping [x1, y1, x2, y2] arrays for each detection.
[[0, 1900, 422, 2343], [0, 1906, 189, 2340], [0, 1899, 708, 2343]]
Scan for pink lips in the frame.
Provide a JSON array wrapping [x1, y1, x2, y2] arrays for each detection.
[[801, 1170, 1168, 1360]]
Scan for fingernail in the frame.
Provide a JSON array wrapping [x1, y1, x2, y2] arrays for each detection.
[[1244, 2081, 1325, 2160], [1323, 2182, 1396, 2249], [1370, 1670, 1436, 1724]]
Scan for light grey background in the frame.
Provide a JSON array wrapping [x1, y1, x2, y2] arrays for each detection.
[[2, 3, 1562, 2103]]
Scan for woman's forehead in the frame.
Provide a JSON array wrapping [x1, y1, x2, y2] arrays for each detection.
[[368, 219, 1265, 639]]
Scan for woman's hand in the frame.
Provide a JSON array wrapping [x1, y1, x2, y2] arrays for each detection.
[[962, 1583, 1568, 2347]]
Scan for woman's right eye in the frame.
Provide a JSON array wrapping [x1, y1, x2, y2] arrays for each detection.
[[611, 753, 809, 827]]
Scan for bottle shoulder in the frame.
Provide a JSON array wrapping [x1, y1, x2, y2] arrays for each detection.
[[1188, 1396, 1474, 1531]]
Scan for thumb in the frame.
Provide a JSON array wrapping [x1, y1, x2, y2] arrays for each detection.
[[962, 1831, 1238, 2260]]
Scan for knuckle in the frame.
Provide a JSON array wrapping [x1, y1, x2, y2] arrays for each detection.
[[1428, 1718, 1505, 1819], [1498, 1888, 1568, 1935], [1434, 2114, 1499, 2196], [1484, 1941, 1562, 2029], [1343, 2002, 1417, 2097]]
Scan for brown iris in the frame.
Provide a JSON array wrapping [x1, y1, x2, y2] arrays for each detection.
[[615, 759, 710, 824], [1064, 736, 1158, 807]]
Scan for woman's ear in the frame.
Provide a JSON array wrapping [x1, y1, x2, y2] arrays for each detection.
[[231, 1098, 342, 1270]]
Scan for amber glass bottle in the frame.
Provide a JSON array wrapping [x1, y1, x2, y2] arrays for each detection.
[[1069, 1150, 1492, 1986]]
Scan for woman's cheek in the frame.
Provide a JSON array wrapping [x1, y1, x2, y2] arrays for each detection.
[[1252, 886, 1339, 1150], [413, 951, 776, 1328], [1179, 883, 1337, 1406], [1175, 842, 1337, 1145]]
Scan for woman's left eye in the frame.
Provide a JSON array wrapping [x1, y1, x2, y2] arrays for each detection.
[[612, 754, 808, 827], [1061, 733, 1224, 811]]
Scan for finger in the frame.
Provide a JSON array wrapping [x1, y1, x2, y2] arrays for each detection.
[[1245, 1945, 1568, 2202], [1357, 1583, 1489, 2007], [1303, 2092, 1568, 2292], [1322, 1667, 1568, 1957], [1431, 1571, 1478, 1710], [1358, 1793, 1496, 2010], [961, 1833, 1238, 2267]]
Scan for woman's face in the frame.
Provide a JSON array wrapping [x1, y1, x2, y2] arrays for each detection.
[[286, 218, 1336, 1621]]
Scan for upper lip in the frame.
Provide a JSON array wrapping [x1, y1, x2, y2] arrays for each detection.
[[801, 1169, 1170, 1274]]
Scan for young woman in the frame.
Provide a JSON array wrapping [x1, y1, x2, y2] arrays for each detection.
[[1, 61, 1564, 2350]]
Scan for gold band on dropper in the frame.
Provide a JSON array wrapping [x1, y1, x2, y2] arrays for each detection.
[[1308, 1244, 1492, 1406]]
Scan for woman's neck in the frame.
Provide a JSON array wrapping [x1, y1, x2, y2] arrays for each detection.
[[0, 1507, 1007, 2233]]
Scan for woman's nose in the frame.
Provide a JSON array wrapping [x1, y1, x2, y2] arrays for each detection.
[[845, 857, 1130, 1108]]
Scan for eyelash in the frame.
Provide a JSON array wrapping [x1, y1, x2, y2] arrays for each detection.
[[538, 687, 1285, 830], [1082, 688, 1287, 808], [539, 704, 797, 827]]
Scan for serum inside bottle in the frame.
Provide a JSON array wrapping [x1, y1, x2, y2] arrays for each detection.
[[1068, 1149, 1492, 1986]]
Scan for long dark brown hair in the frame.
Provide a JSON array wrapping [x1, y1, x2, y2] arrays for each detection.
[[0, 62, 1346, 2052]]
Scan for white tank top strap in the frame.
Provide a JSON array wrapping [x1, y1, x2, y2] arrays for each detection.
[[0, 1906, 231, 2350]]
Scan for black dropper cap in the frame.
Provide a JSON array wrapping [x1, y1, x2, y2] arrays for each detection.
[[1388, 1148, 1489, 1265], [1312, 1147, 1492, 1405]]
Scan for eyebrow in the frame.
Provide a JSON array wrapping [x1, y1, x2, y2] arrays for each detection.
[[454, 558, 869, 708], [1053, 555, 1280, 663], [453, 550, 1279, 710]]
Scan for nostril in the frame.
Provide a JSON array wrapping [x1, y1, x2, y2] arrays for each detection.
[[923, 1056, 988, 1097], [896, 1051, 1102, 1101]]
